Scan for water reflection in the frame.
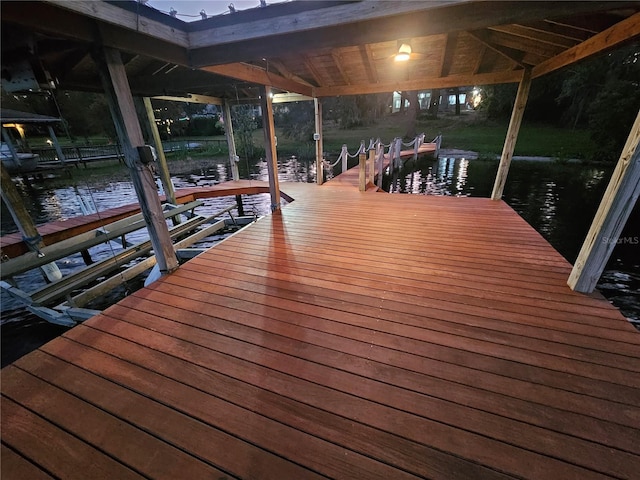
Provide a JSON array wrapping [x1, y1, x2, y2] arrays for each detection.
[[385, 156, 477, 196], [381, 155, 639, 324]]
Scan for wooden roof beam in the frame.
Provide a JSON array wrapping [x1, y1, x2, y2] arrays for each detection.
[[533, 11, 640, 78], [189, 1, 635, 67], [268, 60, 315, 87], [467, 30, 525, 68], [152, 94, 223, 105], [514, 21, 593, 43], [439, 32, 459, 77], [331, 52, 351, 85], [304, 57, 325, 87], [44, 0, 189, 47], [314, 70, 523, 97], [484, 30, 565, 58], [201, 63, 314, 97], [472, 45, 487, 74], [489, 24, 579, 49], [361, 44, 379, 84]]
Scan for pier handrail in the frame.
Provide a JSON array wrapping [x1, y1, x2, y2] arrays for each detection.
[[323, 133, 429, 188]]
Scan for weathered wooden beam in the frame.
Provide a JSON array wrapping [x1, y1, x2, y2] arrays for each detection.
[[533, 12, 640, 79], [331, 52, 351, 85], [314, 98, 324, 186], [45, 0, 189, 47], [439, 32, 459, 77], [360, 44, 379, 84], [142, 97, 177, 205], [491, 68, 532, 200], [1, 202, 203, 280], [188, 1, 633, 66], [201, 63, 314, 97], [259, 85, 281, 212], [152, 94, 223, 105], [489, 24, 579, 49], [568, 108, 640, 293], [269, 60, 315, 87], [272, 93, 314, 104], [472, 44, 487, 74], [314, 70, 522, 97], [93, 46, 178, 273], [482, 29, 564, 58], [46, 126, 67, 164], [1, 163, 62, 283], [223, 100, 240, 182], [467, 30, 525, 68], [516, 21, 593, 42], [304, 57, 325, 86]]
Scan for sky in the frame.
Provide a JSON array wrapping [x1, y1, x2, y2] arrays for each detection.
[[146, 0, 284, 20]]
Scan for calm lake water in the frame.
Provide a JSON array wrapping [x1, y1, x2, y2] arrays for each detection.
[[1, 154, 638, 365]]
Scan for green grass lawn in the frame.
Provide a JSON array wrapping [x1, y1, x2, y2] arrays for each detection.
[[30, 111, 596, 161], [271, 111, 596, 159]]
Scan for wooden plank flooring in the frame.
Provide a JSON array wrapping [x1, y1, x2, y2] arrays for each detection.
[[2, 173, 639, 479]]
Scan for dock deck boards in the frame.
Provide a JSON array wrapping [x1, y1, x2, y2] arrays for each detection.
[[2, 172, 639, 479]]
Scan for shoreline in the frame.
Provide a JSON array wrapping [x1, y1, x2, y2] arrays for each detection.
[[438, 148, 583, 163]]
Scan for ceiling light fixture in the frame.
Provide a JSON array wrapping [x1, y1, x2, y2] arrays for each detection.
[[395, 43, 412, 62]]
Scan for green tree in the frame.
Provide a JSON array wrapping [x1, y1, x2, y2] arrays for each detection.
[[276, 101, 314, 141], [231, 104, 260, 159], [558, 43, 640, 160], [323, 93, 390, 129]]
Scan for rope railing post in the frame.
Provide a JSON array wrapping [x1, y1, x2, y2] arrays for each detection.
[[394, 137, 403, 169], [433, 134, 442, 158], [341, 144, 348, 173], [359, 150, 366, 192], [376, 141, 385, 188], [368, 145, 375, 186]]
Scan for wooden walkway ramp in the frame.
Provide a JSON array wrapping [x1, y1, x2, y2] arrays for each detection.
[[2, 174, 640, 478]]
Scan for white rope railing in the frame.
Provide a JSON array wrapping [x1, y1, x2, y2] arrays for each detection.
[[346, 140, 367, 158], [321, 132, 437, 188]]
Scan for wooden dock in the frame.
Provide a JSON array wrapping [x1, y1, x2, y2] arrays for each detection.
[[0, 181, 283, 258], [2, 170, 640, 478]]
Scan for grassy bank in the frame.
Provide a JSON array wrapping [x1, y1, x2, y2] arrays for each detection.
[[261, 110, 595, 160]]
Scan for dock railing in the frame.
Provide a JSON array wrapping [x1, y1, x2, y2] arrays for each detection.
[[31, 139, 227, 168], [321, 134, 432, 189]]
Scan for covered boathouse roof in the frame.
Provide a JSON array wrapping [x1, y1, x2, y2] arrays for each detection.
[[1, 1, 639, 101]]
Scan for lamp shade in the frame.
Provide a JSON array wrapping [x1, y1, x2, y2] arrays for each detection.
[[395, 43, 412, 62]]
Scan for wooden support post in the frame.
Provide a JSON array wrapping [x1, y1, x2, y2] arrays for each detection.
[[368, 147, 375, 186], [568, 108, 640, 293], [359, 151, 366, 192], [394, 137, 403, 169], [377, 143, 384, 189], [142, 97, 177, 205], [259, 85, 281, 212], [223, 100, 240, 181], [341, 145, 348, 173], [1, 163, 62, 282], [314, 98, 324, 185], [1, 127, 20, 168], [47, 126, 66, 164], [235, 194, 245, 216], [93, 46, 178, 273], [491, 68, 532, 200]]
